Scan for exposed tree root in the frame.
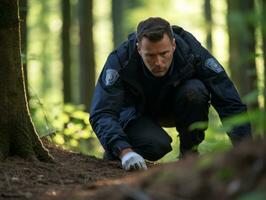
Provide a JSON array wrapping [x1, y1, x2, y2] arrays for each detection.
[[0, 121, 54, 162]]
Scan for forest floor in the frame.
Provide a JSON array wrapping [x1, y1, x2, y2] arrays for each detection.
[[0, 138, 266, 200]]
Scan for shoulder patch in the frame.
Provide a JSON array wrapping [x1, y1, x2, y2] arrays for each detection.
[[104, 69, 119, 86], [205, 58, 224, 73]]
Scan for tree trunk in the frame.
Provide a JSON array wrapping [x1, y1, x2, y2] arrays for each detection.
[[204, 0, 213, 51], [19, 0, 29, 98], [78, 0, 95, 107], [261, 0, 266, 134], [62, 0, 72, 103], [117, 0, 142, 41], [0, 0, 53, 162], [227, 0, 257, 109], [112, 0, 125, 48]]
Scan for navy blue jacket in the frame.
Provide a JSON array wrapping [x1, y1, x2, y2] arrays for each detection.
[[90, 26, 251, 157]]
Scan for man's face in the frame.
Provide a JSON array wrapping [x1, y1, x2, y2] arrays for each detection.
[[137, 33, 176, 77]]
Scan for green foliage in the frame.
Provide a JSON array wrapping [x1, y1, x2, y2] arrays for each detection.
[[51, 104, 103, 158], [30, 98, 103, 158], [190, 105, 265, 138], [237, 191, 266, 200], [159, 107, 232, 162], [214, 166, 235, 182], [196, 155, 214, 170]]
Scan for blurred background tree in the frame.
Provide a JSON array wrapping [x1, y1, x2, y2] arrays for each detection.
[[78, 0, 95, 108], [260, 0, 266, 135], [61, 0, 72, 103], [204, 0, 213, 51], [112, 0, 125, 47], [227, 0, 257, 109], [22, 0, 265, 161]]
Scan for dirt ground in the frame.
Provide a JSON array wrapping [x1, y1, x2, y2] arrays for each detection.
[[0, 138, 266, 200], [0, 139, 128, 200]]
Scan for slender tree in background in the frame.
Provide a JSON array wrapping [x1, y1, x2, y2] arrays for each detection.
[[112, 0, 125, 48], [261, 0, 266, 134], [112, 0, 143, 47], [62, 0, 72, 103], [19, 0, 29, 97], [0, 0, 53, 162], [78, 0, 95, 108], [204, 0, 213, 51], [39, 0, 52, 98], [123, 0, 144, 34], [227, 0, 257, 109]]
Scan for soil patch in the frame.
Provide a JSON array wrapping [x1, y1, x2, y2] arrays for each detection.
[[91, 137, 266, 200], [1, 138, 266, 200], [0, 140, 128, 199]]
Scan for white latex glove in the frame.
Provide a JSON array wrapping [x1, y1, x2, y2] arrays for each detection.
[[121, 152, 147, 171]]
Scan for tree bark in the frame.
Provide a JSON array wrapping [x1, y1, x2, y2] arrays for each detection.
[[0, 0, 53, 162], [227, 0, 257, 109], [78, 0, 95, 107], [62, 0, 72, 103], [19, 0, 29, 98]]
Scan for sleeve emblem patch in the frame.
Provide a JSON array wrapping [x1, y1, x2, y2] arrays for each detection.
[[205, 58, 224, 73], [105, 69, 119, 86]]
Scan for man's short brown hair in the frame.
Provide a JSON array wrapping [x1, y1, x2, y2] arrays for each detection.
[[136, 17, 174, 42]]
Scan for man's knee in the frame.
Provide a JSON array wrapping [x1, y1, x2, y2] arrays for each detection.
[[176, 79, 209, 104], [179, 130, 205, 150], [136, 137, 172, 161], [125, 116, 172, 161]]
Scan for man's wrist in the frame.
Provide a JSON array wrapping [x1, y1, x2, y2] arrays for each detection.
[[119, 148, 134, 159], [111, 140, 132, 158]]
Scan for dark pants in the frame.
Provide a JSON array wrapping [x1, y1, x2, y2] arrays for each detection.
[[125, 116, 173, 161], [104, 79, 210, 161], [124, 79, 210, 161]]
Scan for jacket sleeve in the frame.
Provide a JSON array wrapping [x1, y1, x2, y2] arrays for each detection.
[[181, 31, 252, 144], [89, 52, 132, 157]]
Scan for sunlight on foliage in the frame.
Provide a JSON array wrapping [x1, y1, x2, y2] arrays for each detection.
[[159, 107, 232, 162], [51, 104, 104, 158], [30, 100, 104, 158]]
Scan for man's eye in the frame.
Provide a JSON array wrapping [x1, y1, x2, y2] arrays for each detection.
[[146, 54, 155, 58], [161, 52, 168, 56]]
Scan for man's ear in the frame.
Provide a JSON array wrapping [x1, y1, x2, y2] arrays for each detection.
[[172, 38, 176, 51], [136, 42, 141, 54]]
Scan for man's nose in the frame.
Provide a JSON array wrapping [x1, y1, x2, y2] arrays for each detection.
[[155, 55, 164, 66]]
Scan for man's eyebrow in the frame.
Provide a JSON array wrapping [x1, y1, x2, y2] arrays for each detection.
[[160, 50, 170, 54], [145, 52, 156, 56]]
